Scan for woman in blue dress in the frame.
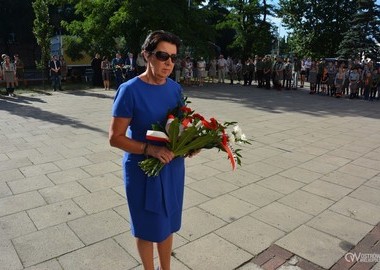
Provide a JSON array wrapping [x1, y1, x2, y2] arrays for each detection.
[[109, 30, 184, 270]]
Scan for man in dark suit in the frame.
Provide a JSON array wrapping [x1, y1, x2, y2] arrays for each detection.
[[49, 55, 61, 91], [111, 52, 124, 89], [124, 52, 137, 81], [91, 53, 103, 86]]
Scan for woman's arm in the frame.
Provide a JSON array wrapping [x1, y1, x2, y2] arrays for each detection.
[[109, 117, 145, 154], [109, 117, 174, 163]]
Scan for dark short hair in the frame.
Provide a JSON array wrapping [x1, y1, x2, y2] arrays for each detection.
[[141, 30, 181, 53]]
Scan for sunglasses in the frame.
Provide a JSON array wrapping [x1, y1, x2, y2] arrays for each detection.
[[151, 51, 177, 63]]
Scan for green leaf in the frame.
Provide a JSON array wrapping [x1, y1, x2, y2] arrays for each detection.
[[173, 126, 199, 152], [175, 135, 216, 156], [168, 118, 180, 150]]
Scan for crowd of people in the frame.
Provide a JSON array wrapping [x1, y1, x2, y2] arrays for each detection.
[[167, 54, 379, 101], [2, 49, 379, 102], [49, 54, 68, 91], [0, 52, 69, 95], [298, 57, 379, 101], [89, 51, 147, 90]]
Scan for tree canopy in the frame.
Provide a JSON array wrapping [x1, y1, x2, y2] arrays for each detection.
[[337, 0, 380, 61], [50, 0, 215, 59], [215, 0, 276, 58], [32, 0, 53, 70], [278, 0, 358, 59], [278, 0, 380, 61], [2, 0, 379, 68], [47, 0, 281, 60]]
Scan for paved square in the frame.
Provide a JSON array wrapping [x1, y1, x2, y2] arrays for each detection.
[[1, 84, 380, 269]]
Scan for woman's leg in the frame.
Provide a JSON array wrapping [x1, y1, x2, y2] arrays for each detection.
[[136, 238, 155, 270], [300, 75, 304, 87], [157, 234, 173, 270]]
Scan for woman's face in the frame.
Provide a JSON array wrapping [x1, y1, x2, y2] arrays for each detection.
[[147, 41, 177, 79]]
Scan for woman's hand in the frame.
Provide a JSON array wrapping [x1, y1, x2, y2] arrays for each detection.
[[146, 144, 174, 164]]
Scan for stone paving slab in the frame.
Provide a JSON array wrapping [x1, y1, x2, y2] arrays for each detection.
[[276, 225, 347, 269], [301, 179, 352, 201], [278, 190, 335, 216], [12, 223, 84, 267], [27, 199, 86, 230], [306, 210, 373, 245], [231, 183, 283, 207], [24, 259, 63, 270], [1, 84, 380, 269], [198, 194, 258, 222], [58, 238, 138, 270], [256, 174, 305, 195], [7, 175, 55, 194], [174, 233, 252, 270], [0, 181, 12, 197], [178, 207, 226, 241], [72, 188, 125, 214], [38, 181, 89, 204], [0, 191, 46, 217], [67, 209, 129, 245], [250, 202, 313, 233], [215, 216, 285, 255], [0, 239, 23, 270], [0, 212, 37, 239]]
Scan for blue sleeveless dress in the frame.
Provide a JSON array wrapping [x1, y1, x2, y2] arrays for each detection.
[[112, 77, 185, 242]]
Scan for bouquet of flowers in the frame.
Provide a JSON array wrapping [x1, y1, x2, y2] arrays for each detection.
[[139, 98, 250, 177]]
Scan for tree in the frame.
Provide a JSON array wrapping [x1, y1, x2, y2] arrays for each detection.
[[337, 0, 380, 61], [214, 0, 276, 58], [278, 0, 357, 59], [49, 0, 214, 59], [32, 0, 53, 82]]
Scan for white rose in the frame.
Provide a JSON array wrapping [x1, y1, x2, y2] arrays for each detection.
[[233, 125, 242, 139]]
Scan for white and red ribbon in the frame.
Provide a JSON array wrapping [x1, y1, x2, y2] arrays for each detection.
[[146, 130, 169, 142]]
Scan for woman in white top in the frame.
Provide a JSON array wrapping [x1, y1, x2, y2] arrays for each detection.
[[2, 55, 16, 96], [349, 66, 360, 99], [197, 57, 206, 86], [184, 56, 193, 86]]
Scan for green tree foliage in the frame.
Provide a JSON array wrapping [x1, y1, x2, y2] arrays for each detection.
[[278, 0, 357, 59], [32, 0, 53, 70], [50, 0, 214, 59], [337, 0, 380, 61], [214, 0, 276, 58]]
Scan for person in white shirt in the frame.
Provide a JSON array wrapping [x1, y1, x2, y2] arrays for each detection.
[[349, 66, 360, 99], [197, 57, 206, 86], [217, 54, 227, 83], [304, 58, 312, 81]]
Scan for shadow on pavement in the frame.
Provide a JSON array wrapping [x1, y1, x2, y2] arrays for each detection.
[[63, 89, 115, 100], [0, 93, 107, 135], [183, 83, 380, 120]]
